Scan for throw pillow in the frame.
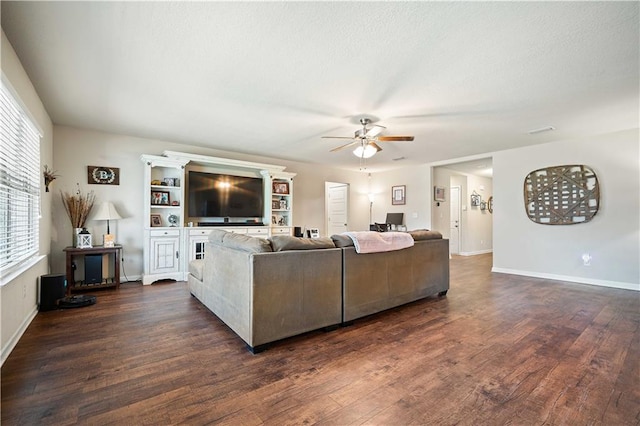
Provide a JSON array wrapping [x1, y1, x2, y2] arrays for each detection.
[[409, 230, 443, 240], [223, 232, 273, 253], [269, 235, 336, 251], [330, 234, 355, 247]]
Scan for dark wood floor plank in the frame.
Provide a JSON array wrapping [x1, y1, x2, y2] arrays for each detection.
[[2, 254, 638, 425]]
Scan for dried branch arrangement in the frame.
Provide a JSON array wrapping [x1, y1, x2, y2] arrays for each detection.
[[61, 185, 96, 228], [43, 165, 59, 192]]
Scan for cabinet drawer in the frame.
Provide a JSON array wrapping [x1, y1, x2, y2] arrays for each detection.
[[247, 228, 269, 236], [189, 229, 211, 236], [271, 227, 292, 235], [221, 228, 248, 234], [150, 229, 180, 237]]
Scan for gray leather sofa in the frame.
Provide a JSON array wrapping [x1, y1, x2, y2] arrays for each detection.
[[188, 229, 449, 352]]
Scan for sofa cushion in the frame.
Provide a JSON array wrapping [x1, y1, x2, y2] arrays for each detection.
[[409, 229, 443, 240], [208, 229, 227, 244], [330, 234, 355, 248], [189, 259, 204, 281], [223, 232, 273, 253], [269, 235, 336, 252]]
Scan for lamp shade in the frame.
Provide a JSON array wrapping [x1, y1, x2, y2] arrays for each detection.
[[353, 143, 379, 159], [92, 202, 122, 238], [93, 202, 122, 221]]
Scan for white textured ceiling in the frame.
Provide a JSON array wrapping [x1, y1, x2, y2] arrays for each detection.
[[2, 2, 638, 172]]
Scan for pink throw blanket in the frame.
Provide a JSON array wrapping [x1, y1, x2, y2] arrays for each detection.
[[344, 231, 414, 254]]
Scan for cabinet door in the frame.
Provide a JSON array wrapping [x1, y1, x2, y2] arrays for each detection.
[[190, 236, 209, 261], [150, 237, 180, 275]]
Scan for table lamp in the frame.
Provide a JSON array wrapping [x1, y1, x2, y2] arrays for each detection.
[[93, 202, 122, 247]]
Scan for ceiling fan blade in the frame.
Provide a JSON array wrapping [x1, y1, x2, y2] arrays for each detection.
[[321, 136, 356, 140], [369, 142, 383, 152], [377, 136, 415, 142], [330, 141, 358, 152]]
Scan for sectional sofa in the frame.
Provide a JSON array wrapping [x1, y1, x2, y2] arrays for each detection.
[[189, 229, 449, 353]]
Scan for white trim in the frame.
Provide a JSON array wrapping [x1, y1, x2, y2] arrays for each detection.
[[491, 267, 639, 292], [1, 305, 38, 367], [460, 249, 493, 256], [163, 150, 287, 173], [0, 72, 44, 136], [0, 255, 47, 287]]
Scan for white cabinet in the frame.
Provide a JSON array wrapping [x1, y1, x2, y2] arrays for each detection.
[[141, 155, 189, 285], [186, 226, 269, 267], [141, 151, 296, 284], [149, 230, 181, 276]]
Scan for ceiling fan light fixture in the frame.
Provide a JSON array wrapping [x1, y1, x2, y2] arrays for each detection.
[[353, 143, 379, 159]]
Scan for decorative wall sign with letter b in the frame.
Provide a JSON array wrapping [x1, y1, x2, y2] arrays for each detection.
[[88, 165, 120, 185]]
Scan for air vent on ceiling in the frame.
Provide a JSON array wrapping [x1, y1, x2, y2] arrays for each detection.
[[528, 126, 555, 135]]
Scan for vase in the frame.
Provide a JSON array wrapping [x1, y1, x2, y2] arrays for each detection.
[[73, 228, 83, 247]]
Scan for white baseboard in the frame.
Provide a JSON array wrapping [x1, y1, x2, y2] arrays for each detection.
[[459, 249, 493, 256], [1, 305, 38, 367], [491, 267, 639, 292]]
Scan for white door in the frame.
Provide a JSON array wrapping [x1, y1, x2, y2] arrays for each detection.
[[450, 186, 461, 254], [327, 183, 349, 236]]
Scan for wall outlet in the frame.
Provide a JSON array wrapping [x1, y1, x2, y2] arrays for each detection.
[[582, 253, 592, 266]]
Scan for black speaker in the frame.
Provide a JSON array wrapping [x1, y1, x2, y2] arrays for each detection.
[[84, 254, 102, 284], [40, 273, 66, 311], [294, 226, 303, 237]]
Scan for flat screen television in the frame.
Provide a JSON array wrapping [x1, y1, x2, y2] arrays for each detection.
[[187, 171, 264, 222]]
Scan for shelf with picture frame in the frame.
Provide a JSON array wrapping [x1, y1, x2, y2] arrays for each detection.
[[141, 154, 189, 285], [263, 171, 295, 234]]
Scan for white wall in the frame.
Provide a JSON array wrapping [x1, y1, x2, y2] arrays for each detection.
[[493, 129, 639, 290], [51, 126, 370, 277], [370, 164, 433, 231], [1, 29, 54, 364]]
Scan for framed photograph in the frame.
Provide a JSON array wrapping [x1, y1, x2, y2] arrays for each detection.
[[434, 186, 445, 202], [471, 193, 481, 207], [272, 200, 280, 210], [151, 190, 170, 205], [273, 182, 290, 195], [392, 185, 406, 205], [150, 214, 162, 227], [163, 177, 176, 187]]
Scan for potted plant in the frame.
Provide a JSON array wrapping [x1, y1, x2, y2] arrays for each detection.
[[61, 185, 96, 245]]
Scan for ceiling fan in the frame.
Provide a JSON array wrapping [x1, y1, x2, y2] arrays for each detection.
[[322, 118, 414, 159]]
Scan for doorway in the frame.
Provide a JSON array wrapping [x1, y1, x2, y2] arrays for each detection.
[[326, 182, 349, 236]]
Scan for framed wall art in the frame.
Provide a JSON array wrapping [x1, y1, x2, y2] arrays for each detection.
[[470, 191, 481, 207], [392, 185, 406, 205], [88, 165, 120, 185], [434, 186, 445, 202]]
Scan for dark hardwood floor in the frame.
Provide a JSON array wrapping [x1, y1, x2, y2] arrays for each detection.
[[2, 254, 639, 425]]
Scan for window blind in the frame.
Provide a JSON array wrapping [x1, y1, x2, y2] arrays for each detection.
[[0, 82, 41, 274]]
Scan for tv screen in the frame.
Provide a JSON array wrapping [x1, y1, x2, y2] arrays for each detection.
[[188, 171, 264, 219]]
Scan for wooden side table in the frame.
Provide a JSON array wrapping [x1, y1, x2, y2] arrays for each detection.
[[63, 245, 122, 295]]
